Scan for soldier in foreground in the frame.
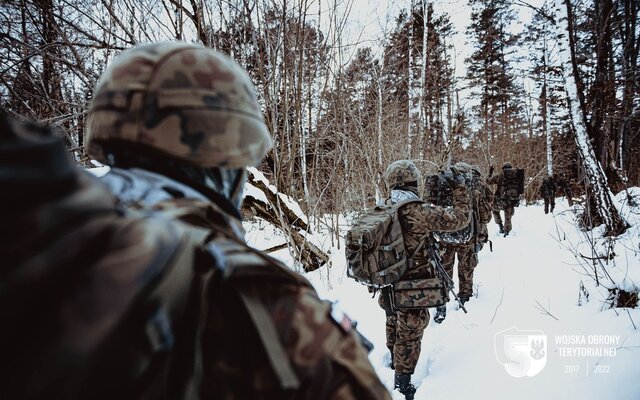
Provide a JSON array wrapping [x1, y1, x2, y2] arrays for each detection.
[[3, 43, 391, 399], [378, 160, 469, 399]]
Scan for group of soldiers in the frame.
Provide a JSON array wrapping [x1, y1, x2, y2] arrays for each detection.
[[375, 160, 519, 398], [3, 40, 549, 400]]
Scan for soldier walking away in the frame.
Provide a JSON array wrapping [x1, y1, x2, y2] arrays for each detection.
[[378, 160, 470, 399], [1, 43, 391, 400], [487, 162, 522, 237], [433, 162, 492, 323], [557, 173, 575, 206], [540, 175, 556, 214]]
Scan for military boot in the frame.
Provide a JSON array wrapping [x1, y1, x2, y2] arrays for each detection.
[[433, 305, 446, 323], [394, 373, 416, 400], [498, 222, 504, 234]]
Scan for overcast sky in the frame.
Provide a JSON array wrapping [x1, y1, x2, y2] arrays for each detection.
[[329, 0, 541, 106]]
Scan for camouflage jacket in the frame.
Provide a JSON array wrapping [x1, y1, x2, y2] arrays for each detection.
[[487, 172, 516, 209], [2, 170, 189, 399], [101, 167, 391, 400], [540, 177, 556, 198], [474, 176, 493, 226], [388, 187, 470, 280]]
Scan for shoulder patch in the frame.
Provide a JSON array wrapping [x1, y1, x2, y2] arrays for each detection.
[[329, 302, 353, 334]]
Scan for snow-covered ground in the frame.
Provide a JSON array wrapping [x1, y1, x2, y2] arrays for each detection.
[[245, 193, 640, 400]]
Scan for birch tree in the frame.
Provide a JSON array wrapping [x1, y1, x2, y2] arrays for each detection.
[[554, 0, 628, 235]]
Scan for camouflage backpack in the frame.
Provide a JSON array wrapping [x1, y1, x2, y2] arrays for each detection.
[[501, 168, 525, 203], [0, 114, 303, 399], [425, 170, 475, 245], [346, 200, 424, 287]]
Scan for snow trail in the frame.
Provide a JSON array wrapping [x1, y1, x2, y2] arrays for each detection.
[[246, 197, 640, 399]]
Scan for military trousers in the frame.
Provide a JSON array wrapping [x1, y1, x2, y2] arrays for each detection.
[[378, 288, 429, 375], [543, 196, 555, 214], [441, 241, 477, 298], [492, 206, 514, 234]]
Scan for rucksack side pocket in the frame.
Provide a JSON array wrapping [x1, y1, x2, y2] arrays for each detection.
[[391, 278, 448, 310]]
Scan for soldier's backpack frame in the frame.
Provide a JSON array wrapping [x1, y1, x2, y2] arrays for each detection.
[[501, 168, 525, 205]]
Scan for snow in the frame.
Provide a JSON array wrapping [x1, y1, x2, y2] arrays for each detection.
[[245, 193, 640, 399], [247, 167, 308, 226]]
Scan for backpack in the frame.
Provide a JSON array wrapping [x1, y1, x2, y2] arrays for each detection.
[[425, 172, 477, 245], [1, 115, 303, 399], [501, 168, 525, 202], [345, 200, 423, 287]]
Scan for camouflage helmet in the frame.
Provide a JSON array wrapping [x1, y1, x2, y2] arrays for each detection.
[[85, 42, 272, 168], [384, 160, 421, 189], [470, 164, 482, 176], [454, 161, 472, 174], [502, 162, 513, 169]]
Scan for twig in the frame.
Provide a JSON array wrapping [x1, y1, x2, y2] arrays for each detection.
[[534, 299, 559, 320], [625, 308, 637, 330], [490, 288, 505, 324], [263, 243, 288, 254]]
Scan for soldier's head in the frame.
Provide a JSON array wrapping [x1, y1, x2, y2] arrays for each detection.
[[85, 42, 272, 211], [454, 161, 472, 174], [384, 160, 421, 193], [470, 164, 482, 177], [502, 162, 513, 170]]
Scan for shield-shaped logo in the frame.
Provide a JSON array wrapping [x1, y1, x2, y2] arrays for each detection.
[[494, 327, 547, 377]]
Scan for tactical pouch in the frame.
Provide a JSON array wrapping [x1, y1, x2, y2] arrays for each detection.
[[391, 278, 448, 310]]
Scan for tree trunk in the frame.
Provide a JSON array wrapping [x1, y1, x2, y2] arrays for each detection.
[[556, 0, 628, 236]]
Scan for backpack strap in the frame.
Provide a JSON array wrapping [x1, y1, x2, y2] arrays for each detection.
[[148, 200, 304, 391], [203, 238, 304, 390]]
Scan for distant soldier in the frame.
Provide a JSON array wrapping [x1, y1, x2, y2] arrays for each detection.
[[434, 162, 492, 323], [540, 175, 557, 214], [2, 43, 391, 400], [487, 162, 522, 236], [378, 160, 469, 399]]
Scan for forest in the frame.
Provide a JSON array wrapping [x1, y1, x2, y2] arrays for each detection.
[[1, 0, 638, 236]]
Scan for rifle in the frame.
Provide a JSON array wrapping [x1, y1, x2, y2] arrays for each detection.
[[425, 238, 468, 313]]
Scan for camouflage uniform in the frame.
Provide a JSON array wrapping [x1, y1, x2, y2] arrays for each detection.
[[439, 163, 492, 302], [540, 175, 556, 214], [378, 160, 470, 398], [441, 243, 477, 299], [84, 43, 391, 400], [488, 163, 516, 235]]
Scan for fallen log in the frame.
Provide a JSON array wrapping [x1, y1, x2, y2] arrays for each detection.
[[242, 169, 329, 272]]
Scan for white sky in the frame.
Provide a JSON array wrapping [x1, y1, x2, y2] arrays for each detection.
[[316, 0, 542, 107]]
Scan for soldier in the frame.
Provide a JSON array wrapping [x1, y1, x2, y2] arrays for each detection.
[[470, 164, 494, 250], [3, 43, 392, 399], [540, 174, 556, 214], [488, 162, 517, 236], [434, 162, 492, 323], [377, 160, 469, 399]]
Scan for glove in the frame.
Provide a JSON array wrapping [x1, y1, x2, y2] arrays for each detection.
[[489, 165, 494, 176], [443, 166, 466, 188]]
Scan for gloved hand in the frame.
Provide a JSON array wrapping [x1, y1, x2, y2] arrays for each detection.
[[443, 166, 466, 188], [489, 165, 494, 176]]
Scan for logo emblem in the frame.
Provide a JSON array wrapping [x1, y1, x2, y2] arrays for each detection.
[[495, 327, 547, 377]]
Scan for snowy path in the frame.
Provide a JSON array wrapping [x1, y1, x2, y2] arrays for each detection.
[[247, 198, 640, 399]]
